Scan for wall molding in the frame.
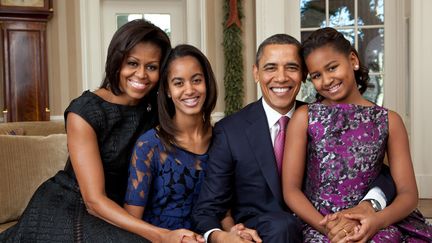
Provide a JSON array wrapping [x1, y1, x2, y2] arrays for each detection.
[[79, 0, 102, 91], [410, 0, 432, 198], [384, 0, 409, 122]]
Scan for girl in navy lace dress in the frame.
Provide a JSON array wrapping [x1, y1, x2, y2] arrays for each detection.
[[124, 44, 217, 243]]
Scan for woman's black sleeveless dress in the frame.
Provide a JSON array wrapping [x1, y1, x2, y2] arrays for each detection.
[[0, 91, 156, 242]]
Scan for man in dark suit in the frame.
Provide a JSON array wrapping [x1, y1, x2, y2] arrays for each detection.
[[192, 34, 395, 242]]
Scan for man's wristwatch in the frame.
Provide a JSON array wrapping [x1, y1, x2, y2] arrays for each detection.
[[365, 199, 382, 212]]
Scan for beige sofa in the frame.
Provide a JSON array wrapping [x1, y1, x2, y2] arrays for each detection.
[[0, 121, 68, 233]]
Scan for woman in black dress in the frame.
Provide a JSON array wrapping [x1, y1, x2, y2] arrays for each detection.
[[0, 19, 173, 242]]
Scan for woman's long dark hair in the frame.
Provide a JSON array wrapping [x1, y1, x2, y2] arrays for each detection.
[[302, 27, 370, 96], [157, 44, 218, 150]]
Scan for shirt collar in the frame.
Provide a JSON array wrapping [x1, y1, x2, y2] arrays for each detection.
[[262, 98, 296, 129]]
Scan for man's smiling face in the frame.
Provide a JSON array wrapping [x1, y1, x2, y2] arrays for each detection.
[[253, 44, 303, 114]]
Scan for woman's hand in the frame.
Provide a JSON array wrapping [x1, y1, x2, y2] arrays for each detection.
[[319, 200, 384, 243], [319, 212, 358, 243], [160, 229, 204, 243], [230, 223, 262, 242], [343, 212, 383, 243]]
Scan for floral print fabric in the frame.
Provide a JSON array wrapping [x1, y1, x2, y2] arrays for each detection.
[[303, 103, 432, 242]]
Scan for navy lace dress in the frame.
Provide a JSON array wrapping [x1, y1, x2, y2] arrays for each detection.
[[125, 129, 208, 230], [0, 90, 156, 242]]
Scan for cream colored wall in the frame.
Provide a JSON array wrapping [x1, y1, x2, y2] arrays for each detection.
[[242, 1, 257, 106], [47, 0, 82, 119], [205, 0, 224, 115], [410, 0, 432, 198]]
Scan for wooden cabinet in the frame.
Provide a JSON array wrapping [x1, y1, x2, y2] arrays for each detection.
[[1, 21, 49, 121], [0, 0, 52, 122]]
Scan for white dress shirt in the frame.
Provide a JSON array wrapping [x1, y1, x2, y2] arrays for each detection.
[[262, 98, 295, 146]]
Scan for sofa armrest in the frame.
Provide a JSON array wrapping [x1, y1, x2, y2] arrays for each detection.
[[0, 121, 65, 136]]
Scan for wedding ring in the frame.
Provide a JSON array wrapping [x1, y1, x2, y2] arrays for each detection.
[[342, 228, 349, 237]]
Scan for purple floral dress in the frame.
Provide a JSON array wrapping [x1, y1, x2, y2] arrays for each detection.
[[304, 103, 432, 242]]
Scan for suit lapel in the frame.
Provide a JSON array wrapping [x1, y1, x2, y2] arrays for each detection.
[[244, 100, 283, 202]]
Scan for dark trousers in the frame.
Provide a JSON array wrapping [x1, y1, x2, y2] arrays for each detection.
[[245, 211, 302, 243]]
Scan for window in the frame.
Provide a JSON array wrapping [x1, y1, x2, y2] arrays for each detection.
[[116, 13, 171, 37], [298, 0, 384, 105]]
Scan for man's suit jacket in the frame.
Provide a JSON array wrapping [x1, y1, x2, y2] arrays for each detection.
[[191, 99, 395, 234], [192, 99, 305, 233]]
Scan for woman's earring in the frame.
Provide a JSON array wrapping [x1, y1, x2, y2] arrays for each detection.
[[167, 93, 171, 98], [354, 65, 359, 70]]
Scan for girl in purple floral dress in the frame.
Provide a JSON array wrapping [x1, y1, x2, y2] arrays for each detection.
[[283, 27, 432, 242]]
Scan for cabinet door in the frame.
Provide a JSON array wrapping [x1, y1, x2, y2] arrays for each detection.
[[1, 21, 49, 121]]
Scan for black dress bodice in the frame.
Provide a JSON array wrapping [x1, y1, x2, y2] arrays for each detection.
[[63, 90, 157, 204]]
